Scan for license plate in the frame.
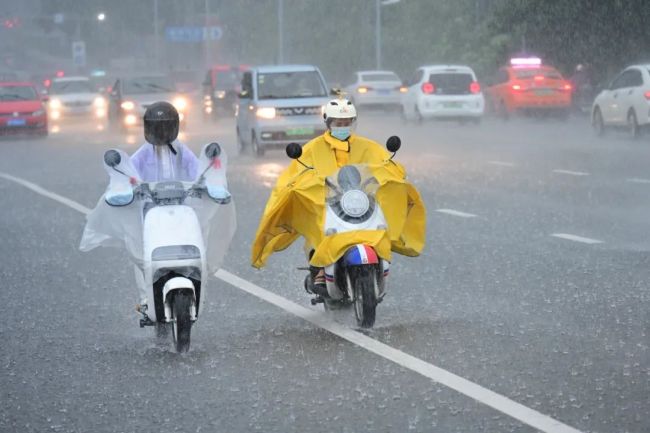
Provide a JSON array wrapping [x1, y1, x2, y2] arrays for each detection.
[[535, 89, 554, 96], [286, 127, 314, 136], [377, 89, 391, 95], [7, 118, 26, 126], [443, 102, 462, 108]]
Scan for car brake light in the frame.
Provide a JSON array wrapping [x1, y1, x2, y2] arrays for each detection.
[[470, 81, 481, 94], [421, 82, 435, 94], [644, 91, 650, 100], [534, 75, 544, 81], [561, 83, 572, 91]]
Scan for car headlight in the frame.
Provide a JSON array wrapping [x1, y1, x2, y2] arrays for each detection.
[[49, 98, 62, 109], [32, 109, 45, 116], [121, 101, 135, 110], [256, 107, 276, 119], [173, 97, 188, 111], [93, 96, 106, 108], [215, 90, 226, 99], [340, 190, 370, 217]]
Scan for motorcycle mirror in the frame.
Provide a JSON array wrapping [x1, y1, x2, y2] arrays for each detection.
[[386, 136, 401, 153], [205, 142, 222, 159], [286, 143, 303, 159], [104, 149, 121, 167]]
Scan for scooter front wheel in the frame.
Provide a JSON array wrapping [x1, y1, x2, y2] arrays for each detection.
[[348, 266, 378, 328], [171, 290, 193, 353]]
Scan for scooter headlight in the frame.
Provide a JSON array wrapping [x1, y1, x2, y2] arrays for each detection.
[[340, 190, 369, 217]]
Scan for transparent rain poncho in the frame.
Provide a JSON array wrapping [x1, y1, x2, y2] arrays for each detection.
[[79, 143, 236, 274]]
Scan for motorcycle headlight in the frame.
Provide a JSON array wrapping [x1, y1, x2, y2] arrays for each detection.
[[340, 190, 370, 217], [49, 98, 62, 109], [93, 96, 106, 108], [173, 97, 188, 111]]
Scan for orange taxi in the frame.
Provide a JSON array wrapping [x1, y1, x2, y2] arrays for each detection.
[[485, 58, 573, 117]]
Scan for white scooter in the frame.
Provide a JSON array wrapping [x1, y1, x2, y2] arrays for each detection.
[[287, 137, 401, 328], [100, 143, 233, 352]]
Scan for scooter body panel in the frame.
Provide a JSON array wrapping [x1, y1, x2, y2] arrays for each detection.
[[142, 205, 206, 322]]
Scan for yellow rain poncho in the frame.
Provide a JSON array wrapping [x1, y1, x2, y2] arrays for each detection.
[[251, 132, 426, 268]]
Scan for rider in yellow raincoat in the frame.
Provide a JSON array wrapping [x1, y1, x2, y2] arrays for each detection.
[[251, 97, 426, 292]]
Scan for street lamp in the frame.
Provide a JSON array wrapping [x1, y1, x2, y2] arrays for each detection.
[[97, 13, 106, 22], [375, 0, 400, 70]]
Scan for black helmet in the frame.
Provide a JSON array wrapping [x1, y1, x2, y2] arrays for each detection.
[[144, 101, 179, 148]]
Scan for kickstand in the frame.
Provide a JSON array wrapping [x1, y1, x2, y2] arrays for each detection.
[[136, 304, 154, 328]]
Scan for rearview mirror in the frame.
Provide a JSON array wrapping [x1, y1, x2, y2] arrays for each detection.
[[205, 142, 221, 159], [286, 142, 302, 159], [104, 149, 121, 167], [386, 136, 401, 153]]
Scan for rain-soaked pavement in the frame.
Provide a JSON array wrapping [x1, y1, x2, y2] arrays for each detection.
[[1, 112, 648, 433]]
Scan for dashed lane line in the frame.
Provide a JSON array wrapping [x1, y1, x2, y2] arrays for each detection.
[[487, 160, 516, 167], [435, 208, 477, 218], [551, 233, 604, 244], [626, 178, 650, 184], [0, 170, 584, 433], [552, 169, 589, 176]]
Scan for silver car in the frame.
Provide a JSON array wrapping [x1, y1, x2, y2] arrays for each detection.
[[236, 65, 331, 157], [344, 70, 405, 109], [47, 76, 107, 122]]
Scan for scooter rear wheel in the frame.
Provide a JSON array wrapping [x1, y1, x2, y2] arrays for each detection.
[[171, 291, 193, 353]]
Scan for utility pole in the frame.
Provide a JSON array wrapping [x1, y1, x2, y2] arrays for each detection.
[[153, 0, 160, 69], [375, 0, 381, 69], [205, 0, 211, 68], [278, 0, 284, 64]]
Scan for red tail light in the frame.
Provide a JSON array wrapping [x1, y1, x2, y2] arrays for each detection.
[[470, 81, 481, 94], [561, 83, 572, 92], [644, 91, 650, 100], [421, 82, 435, 94], [534, 75, 544, 81]]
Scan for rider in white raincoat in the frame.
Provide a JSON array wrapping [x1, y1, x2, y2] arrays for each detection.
[[79, 101, 236, 307]]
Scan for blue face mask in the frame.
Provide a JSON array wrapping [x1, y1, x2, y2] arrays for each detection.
[[330, 126, 351, 141]]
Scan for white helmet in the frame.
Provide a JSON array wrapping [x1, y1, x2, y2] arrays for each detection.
[[323, 98, 357, 125]]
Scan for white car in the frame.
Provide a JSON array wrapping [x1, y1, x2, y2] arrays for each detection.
[[401, 65, 484, 123], [344, 70, 405, 109], [592, 64, 650, 138], [47, 76, 107, 122]]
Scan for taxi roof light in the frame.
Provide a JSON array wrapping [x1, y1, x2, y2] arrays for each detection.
[[510, 57, 542, 67]]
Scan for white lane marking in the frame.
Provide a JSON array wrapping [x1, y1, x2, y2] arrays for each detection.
[[626, 178, 650, 184], [551, 233, 603, 244], [215, 270, 582, 433], [435, 208, 477, 218], [1, 171, 584, 433], [0, 171, 91, 215], [552, 169, 589, 176], [487, 160, 515, 167]]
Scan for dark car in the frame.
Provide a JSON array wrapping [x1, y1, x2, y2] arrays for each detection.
[[107, 75, 189, 131], [202, 64, 248, 120]]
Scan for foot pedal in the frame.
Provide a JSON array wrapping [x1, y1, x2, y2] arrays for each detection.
[[310, 296, 324, 305], [136, 304, 154, 328]]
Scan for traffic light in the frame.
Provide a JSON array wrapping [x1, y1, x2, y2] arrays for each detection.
[[3, 18, 21, 29]]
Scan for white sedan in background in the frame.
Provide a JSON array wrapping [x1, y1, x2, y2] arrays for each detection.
[[344, 70, 405, 109], [47, 76, 107, 123], [401, 64, 484, 123], [592, 64, 650, 138]]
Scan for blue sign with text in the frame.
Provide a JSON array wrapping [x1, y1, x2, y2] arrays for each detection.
[[165, 26, 222, 43]]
